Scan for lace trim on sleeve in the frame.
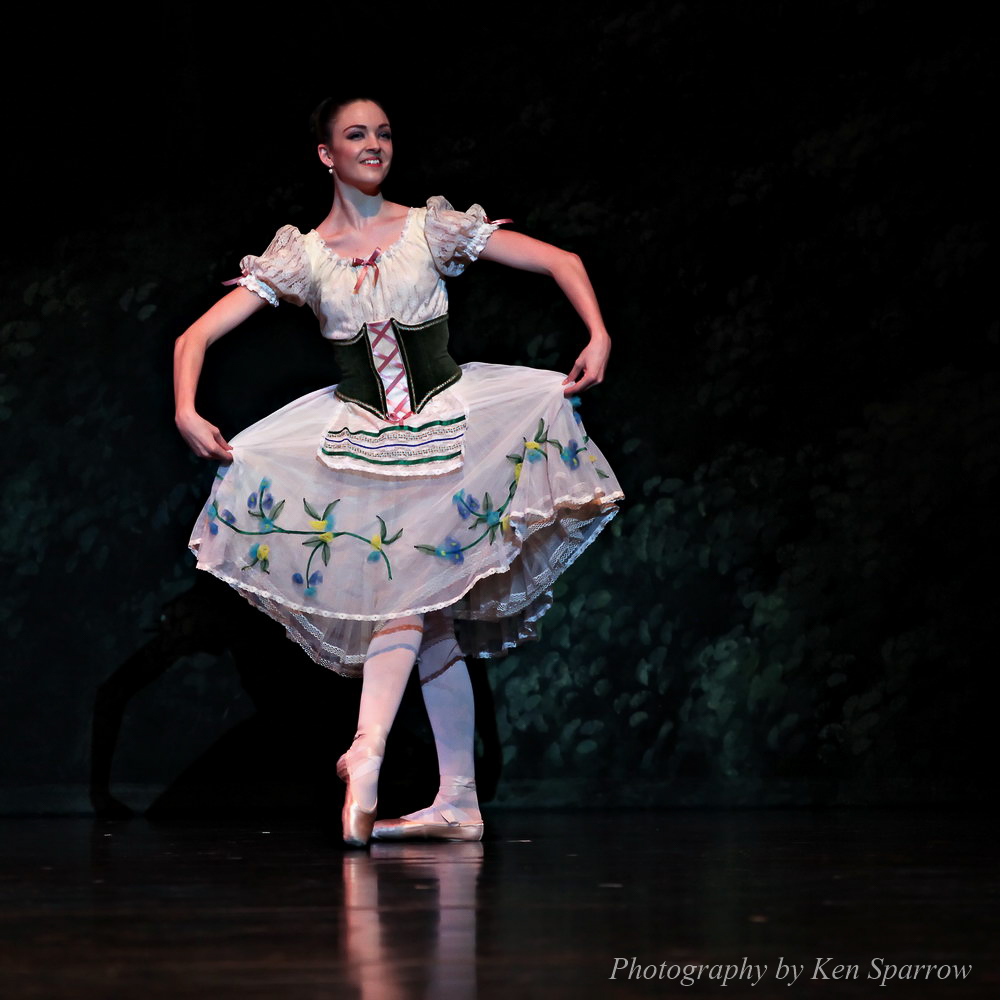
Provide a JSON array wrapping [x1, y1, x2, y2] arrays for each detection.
[[229, 224, 312, 307], [423, 195, 508, 277], [235, 272, 279, 307]]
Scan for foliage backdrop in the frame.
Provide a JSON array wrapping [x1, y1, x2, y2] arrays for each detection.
[[1, 2, 993, 814]]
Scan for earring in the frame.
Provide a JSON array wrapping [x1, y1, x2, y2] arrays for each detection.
[[328, 163, 335, 174]]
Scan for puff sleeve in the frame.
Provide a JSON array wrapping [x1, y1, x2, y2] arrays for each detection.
[[423, 195, 508, 277], [234, 225, 312, 307]]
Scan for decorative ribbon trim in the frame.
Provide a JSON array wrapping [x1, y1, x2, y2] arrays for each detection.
[[365, 641, 421, 663], [321, 447, 463, 467], [419, 652, 466, 685], [372, 622, 426, 639], [324, 414, 466, 438], [222, 273, 278, 307], [351, 248, 382, 294]]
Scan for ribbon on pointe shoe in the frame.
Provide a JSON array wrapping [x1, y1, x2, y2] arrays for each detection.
[[371, 774, 483, 841]]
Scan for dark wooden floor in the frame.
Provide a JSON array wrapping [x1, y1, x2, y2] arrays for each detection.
[[0, 808, 995, 998]]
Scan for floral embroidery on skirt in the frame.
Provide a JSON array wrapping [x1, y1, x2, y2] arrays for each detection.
[[188, 362, 624, 676]]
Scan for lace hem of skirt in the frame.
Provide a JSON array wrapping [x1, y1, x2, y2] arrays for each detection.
[[268, 589, 557, 677]]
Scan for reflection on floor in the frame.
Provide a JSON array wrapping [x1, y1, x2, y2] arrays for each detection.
[[0, 809, 995, 998]]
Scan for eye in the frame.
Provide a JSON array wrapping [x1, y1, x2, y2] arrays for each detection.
[[379, 130, 392, 140], [347, 131, 364, 140]]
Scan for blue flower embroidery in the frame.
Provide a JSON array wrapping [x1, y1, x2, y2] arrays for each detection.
[[437, 537, 464, 563], [212, 482, 401, 585], [416, 410, 610, 563], [453, 489, 481, 520], [569, 394, 583, 425], [560, 439, 582, 469]]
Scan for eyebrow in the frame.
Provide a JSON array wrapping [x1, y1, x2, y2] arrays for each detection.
[[341, 123, 391, 133]]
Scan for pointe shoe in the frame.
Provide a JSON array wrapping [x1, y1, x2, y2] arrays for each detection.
[[371, 775, 484, 842], [337, 744, 383, 848]]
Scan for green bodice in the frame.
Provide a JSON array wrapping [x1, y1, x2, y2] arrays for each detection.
[[331, 315, 462, 420]]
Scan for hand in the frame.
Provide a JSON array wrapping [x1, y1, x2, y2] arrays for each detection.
[[176, 410, 233, 462], [561, 334, 610, 395]]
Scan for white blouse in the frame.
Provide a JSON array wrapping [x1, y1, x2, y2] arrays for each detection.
[[235, 195, 504, 338]]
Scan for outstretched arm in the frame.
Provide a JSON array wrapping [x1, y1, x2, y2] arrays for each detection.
[[478, 230, 610, 394], [174, 287, 269, 461]]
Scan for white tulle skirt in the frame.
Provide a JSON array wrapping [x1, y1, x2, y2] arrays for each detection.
[[188, 362, 624, 676]]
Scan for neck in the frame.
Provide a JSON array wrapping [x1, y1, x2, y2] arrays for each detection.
[[331, 182, 385, 228]]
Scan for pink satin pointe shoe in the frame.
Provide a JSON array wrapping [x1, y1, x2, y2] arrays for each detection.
[[337, 743, 383, 848], [371, 775, 484, 842]]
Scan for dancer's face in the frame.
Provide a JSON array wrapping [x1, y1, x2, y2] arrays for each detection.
[[320, 100, 393, 192]]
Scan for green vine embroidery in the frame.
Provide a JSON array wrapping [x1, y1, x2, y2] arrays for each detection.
[[414, 479, 518, 564], [207, 476, 402, 592], [415, 404, 608, 563]]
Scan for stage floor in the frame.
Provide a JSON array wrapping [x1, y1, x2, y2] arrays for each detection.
[[0, 808, 995, 998]]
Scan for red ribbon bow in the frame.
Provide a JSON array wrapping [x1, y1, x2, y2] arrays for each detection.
[[351, 248, 382, 294]]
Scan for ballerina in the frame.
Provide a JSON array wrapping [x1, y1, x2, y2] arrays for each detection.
[[174, 96, 624, 846]]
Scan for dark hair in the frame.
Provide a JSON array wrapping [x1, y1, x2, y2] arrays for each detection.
[[310, 96, 391, 145]]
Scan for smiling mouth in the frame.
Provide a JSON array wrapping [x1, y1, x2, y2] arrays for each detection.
[[360, 158, 382, 166]]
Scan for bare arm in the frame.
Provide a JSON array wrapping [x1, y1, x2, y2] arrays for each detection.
[[478, 229, 611, 394], [174, 287, 269, 461]]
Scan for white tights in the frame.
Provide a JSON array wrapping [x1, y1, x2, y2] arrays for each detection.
[[347, 613, 424, 812], [410, 610, 481, 823], [345, 609, 480, 822]]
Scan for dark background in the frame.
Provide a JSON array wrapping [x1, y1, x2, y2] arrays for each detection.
[[1, 1, 994, 817]]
